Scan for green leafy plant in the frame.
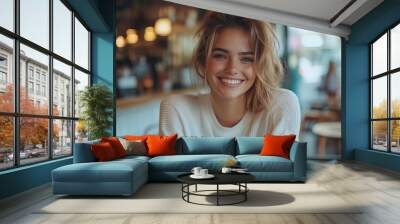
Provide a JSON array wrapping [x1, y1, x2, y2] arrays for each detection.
[[79, 84, 113, 140]]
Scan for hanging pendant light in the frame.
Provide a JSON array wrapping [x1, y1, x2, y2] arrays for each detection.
[[144, 26, 156, 42], [116, 35, 126, 48], [126, 29, 138, 44], [155, 18, 172, 36]]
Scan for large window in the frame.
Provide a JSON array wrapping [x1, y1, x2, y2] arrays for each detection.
[[0, 0, 91, 171], [371, 23, 400, 153]]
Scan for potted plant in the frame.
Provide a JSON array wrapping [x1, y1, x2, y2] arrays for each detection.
[[79, 84, 113, 140]]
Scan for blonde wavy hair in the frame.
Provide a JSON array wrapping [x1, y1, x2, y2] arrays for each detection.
[[193, 12, 284, 112]]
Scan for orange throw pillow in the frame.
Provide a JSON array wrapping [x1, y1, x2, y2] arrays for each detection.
[[146, 134, 177, 157], [91, 142, 117, 161], [101, 137, 126, 158], [259, 134, 296, 159]]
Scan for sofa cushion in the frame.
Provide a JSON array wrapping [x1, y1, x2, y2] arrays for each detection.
[[148, 154, 235, 172], [236, 137, 263, 155], [236, 155, 293, 172], [178, 137, 236, 155], [115, 155, 150, 163]]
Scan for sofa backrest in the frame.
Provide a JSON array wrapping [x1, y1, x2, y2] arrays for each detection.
[[74, 136, 302, 161], [235, 137, 264, 155], [73, 139, 100, 163], [177, 137, 236, 155]]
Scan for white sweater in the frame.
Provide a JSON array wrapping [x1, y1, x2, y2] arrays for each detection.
[[159, 88, 301, 138]]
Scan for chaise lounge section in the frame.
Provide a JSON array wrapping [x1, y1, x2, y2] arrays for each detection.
[[52, 140, 149, 196]]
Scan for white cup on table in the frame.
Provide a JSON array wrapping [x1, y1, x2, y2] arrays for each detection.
[[200, 169, 208, 176], [191, 167, 202, 176], [221, 167, 232, 174]]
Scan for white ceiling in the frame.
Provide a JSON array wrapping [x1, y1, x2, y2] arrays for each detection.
[[165, 0, 384, 38], [227, 0, 352, 22]]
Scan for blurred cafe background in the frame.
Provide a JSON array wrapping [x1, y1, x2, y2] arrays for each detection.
[[115, 0, 342, 160]]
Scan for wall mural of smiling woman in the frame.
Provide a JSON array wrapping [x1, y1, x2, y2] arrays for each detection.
[[159, 12, 300, 137]]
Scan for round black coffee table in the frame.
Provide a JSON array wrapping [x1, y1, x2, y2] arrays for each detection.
[[177, 173, 255, 206]]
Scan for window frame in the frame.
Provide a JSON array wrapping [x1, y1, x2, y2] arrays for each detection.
[[0, 53, 8, 88], [370, 20, 400, 154], [0, 70, 7, 85], [0, 0, 92, 171], [0, 53, 7, 68]]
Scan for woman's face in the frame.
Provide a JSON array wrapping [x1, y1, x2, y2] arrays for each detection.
[[205, 27, 256, 100]]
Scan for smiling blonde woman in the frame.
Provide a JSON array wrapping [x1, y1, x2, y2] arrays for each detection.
[[159, 12, 300, 138]]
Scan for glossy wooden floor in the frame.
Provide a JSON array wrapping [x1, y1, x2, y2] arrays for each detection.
[[1, 160, 400, 224]]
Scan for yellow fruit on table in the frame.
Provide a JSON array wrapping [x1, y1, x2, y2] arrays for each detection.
[[226, 159, 237, 167]]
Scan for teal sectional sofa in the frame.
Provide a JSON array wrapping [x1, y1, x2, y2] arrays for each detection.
[[52, 137, 307, 196]]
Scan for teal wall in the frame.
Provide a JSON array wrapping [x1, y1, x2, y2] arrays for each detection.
[[355, 149, 400, 172], [344, 0, 400, 171], [92, 33, 114, 87], [92, 32, 116, 135], [0, 0, 115, 200], [66, 0, 110, 32], [0, 158, 72, 199]]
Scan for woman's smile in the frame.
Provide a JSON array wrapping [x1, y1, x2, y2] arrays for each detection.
[[218, 77, 245, 87]]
